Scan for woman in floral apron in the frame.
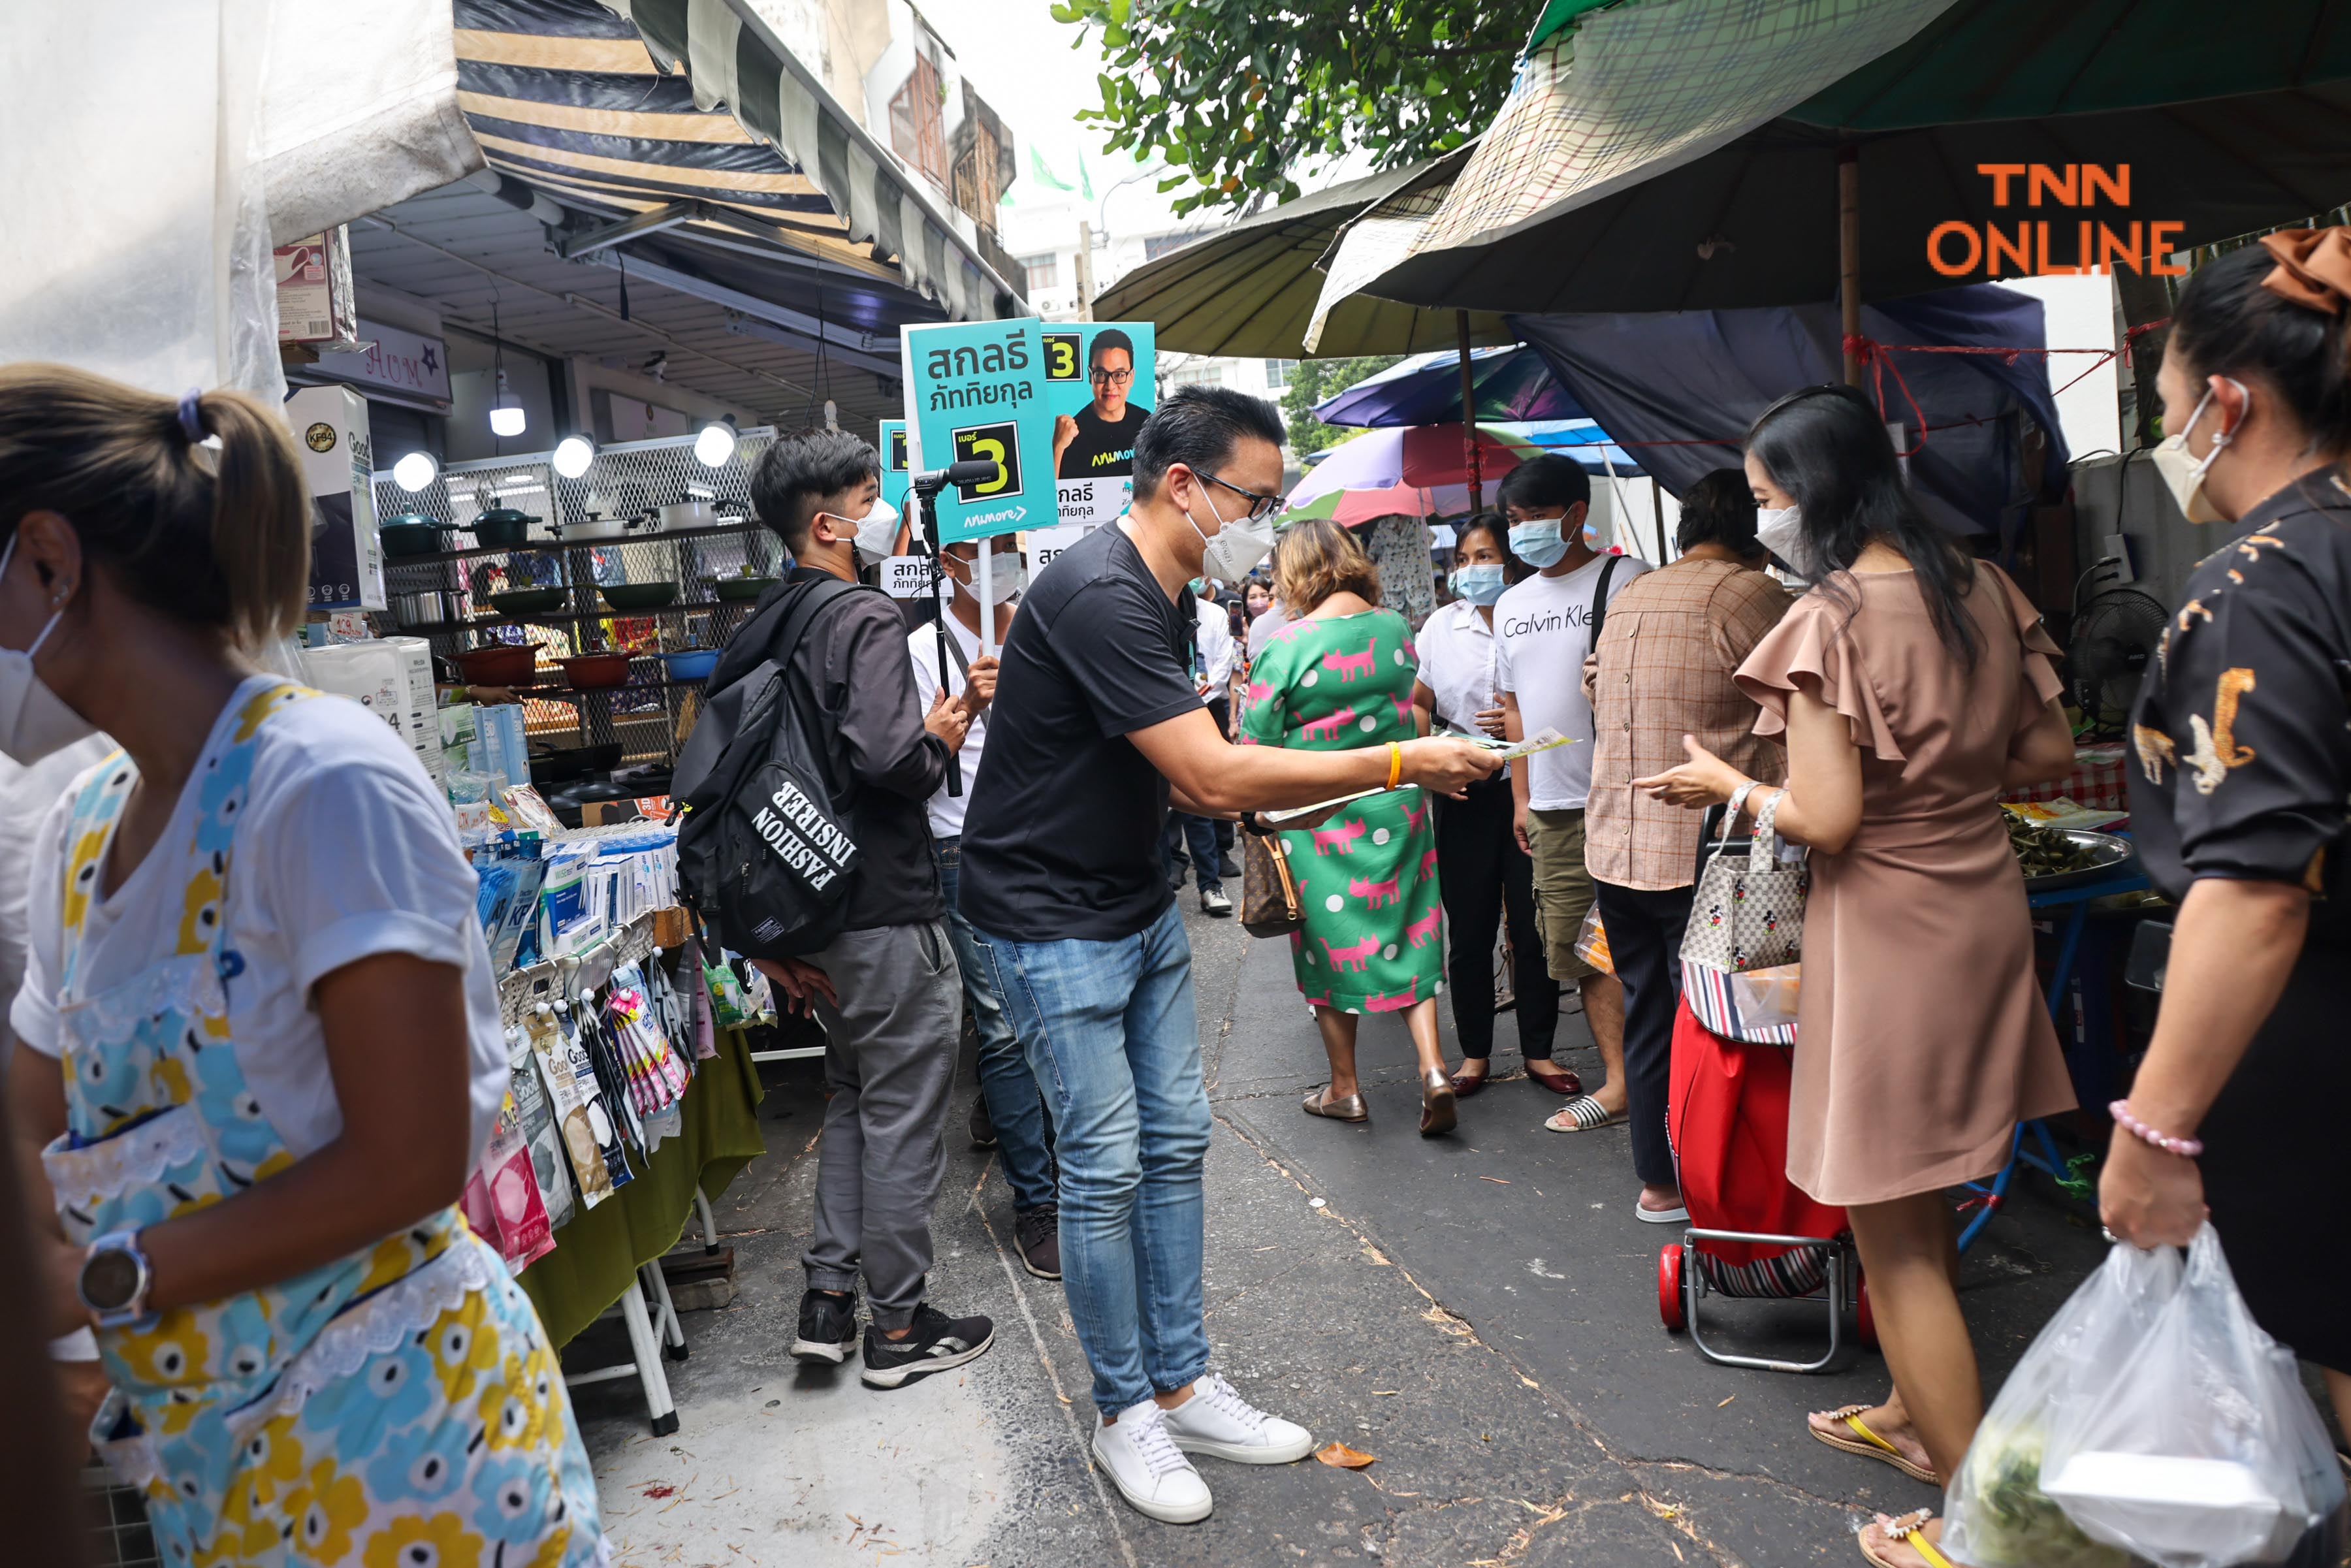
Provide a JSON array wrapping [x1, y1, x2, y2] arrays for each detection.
[[0, 366, 602, 1567], [1241, 519, 1456, 1136]]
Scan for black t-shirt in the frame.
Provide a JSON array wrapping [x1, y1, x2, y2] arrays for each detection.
[[1057, 402, 1150, 479], [959, 524, 1204, 941]]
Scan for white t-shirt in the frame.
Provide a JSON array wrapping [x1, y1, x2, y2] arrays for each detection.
[[11, 678, 507, 1163], [1415, 598, 1501, 739], [909, 610, 990, 840], [1493, 552, 1652, 810], [1192, 594, 1236, 692], [0, 735, 117, 1070]]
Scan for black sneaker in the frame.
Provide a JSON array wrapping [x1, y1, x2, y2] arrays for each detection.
[[968, 1094, 998, 1149], [861, 1302, 995, 1389], [1218, 852, 1242, 880], [1014, 1203, 1062, 1280], [791, 1288, 857, 1364]]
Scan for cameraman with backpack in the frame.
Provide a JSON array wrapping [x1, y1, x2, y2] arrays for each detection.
[[697, 428, 995, 1390]]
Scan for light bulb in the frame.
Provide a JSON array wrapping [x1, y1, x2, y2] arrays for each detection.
[[694, 417, 738, 467], [392, 451, 439, 492], [552, 434, 595, 478], [490, 404, 526, 438]]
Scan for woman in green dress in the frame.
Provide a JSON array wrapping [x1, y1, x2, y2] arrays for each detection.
[[1241, 520, 1456, 1136]]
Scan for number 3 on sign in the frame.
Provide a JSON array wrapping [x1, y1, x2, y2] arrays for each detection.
[[952, 421, 1023, 500], [1044, 332, 1081, 381], [967, 437, 1008, 494]]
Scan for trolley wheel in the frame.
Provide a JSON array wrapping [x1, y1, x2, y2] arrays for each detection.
[[1657, 1243, 1687, 1332], [1855, 1274, 1879, 1349]]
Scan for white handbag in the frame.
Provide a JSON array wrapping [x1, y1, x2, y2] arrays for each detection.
[[1679, 782, 1808, 1045]]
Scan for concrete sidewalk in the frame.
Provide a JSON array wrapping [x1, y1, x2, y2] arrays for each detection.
[[569, 902, 2111, 1567]]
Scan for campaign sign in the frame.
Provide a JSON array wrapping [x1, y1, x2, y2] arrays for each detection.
[[902, 318, 1051, 544], [1024, 524, 1091, 583], [1045, 321, 1155, 525], [879, 419, 910, 517], [880, 554, 943, 601]]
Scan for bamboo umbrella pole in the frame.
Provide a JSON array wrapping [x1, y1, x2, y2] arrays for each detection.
[[1457, 310, 1483, 511], [1839, 144, 1863, 388]]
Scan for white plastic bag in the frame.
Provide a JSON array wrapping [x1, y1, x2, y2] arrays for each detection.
[[1943, 1240, 2181, 1568], [2040, 1225, 2347, 1568]]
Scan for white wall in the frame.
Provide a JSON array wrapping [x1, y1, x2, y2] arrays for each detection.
[[1998, 274, 2124, 462]]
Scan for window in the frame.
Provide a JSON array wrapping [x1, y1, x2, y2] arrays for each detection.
[[1021, 253, 1059, 293], [1262, 359, 1298, 391], [889, 53, 947, 188], [952, 118, 1002, 235], [1168, 362, 1223, 388], [1144, 231, 1203, 262]]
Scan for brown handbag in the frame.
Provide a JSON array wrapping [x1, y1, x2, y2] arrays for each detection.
[[1239, 822, 1303, 937]]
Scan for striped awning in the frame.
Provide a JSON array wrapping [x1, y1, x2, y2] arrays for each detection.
[[451, 0, 1016, 321]]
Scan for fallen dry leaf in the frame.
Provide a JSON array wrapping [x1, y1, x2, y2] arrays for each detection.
[[1716, 1395, 1736, 1408], [1316, 1441, 1377, 1469]]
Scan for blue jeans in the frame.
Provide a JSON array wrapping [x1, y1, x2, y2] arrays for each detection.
[[1160, 811, 1224, 893], [933, 837, 1057, 1211], [983, 903, 1212, 1414]]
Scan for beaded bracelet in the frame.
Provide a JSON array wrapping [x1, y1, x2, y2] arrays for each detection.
[[2109, 1100, 2203, 1159]]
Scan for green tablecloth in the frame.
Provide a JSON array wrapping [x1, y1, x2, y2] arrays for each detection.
[[519, 1025, 767, 1349]]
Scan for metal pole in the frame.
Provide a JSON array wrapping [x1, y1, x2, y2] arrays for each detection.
[[1838, 144, 1863, 388], [977, 537, 997, 656], [1651, 475, 1671, 564], [918, 487, 961, 797], [1075, 221, 1096, 322], [1457, 310, 1482, 513]]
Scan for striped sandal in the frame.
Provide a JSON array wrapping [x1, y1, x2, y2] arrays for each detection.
[[1544, 1096, 1625, 1133], [1811, 1404, 1940, 1484], [1858, 1510, 1955, 1568]]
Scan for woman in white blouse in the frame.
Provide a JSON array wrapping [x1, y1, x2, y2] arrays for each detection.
[[1411, 515, 1568, 1097]]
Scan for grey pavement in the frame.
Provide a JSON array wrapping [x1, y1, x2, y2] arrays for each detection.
[[569, 897, 2114, 1568]]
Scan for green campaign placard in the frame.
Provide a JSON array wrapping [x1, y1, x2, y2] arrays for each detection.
[[878, 419, 910, 515], [901, 318, 1051, 543], [1044, 321, 1155, 524]]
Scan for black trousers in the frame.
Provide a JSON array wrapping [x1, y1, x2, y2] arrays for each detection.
[[1592, 878, 1691, 1189], [1434, 774, 1559, 1060]]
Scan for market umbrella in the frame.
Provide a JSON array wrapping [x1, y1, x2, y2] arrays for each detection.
[[1087, 156, 1513, 358], [1286, 421, 1642, 525], [1313, 344, 1588, 427], [1315, 0, 2351, 362]]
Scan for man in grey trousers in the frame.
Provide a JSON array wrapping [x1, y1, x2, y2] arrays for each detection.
[[724, 428, 995, 1390]]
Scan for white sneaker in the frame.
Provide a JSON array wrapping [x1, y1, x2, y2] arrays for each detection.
[[1094, 1402, 1213, 1523], [1160, 1373, 1315, 1464]]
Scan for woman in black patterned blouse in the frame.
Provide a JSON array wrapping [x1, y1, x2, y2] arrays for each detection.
[[2108, 231, 2351, 1436]]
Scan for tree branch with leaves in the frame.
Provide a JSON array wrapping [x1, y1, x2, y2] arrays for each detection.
[[1049, 0, 1527, 217]]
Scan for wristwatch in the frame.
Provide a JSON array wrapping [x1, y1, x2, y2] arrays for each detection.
[[78, 1229, 154, 1329]]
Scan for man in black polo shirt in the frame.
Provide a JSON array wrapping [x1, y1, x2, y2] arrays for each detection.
[[961, 388, 1497, 1522]]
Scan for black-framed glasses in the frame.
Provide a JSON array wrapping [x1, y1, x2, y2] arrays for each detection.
[[1193, 468, 1284, 522], [1089, 367, 1134, 386]]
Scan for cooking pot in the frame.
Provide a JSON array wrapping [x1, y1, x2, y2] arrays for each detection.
[[487, 587, 568, 616], [599, 581, 679, 612], [471, 507, 537, 548], [560, 512, 634, 542], [656, 499, 715, 532], [560, 652, 634, 689], [456, 642, 543, 686], [391, 589, 459, 629], [380, 513, 454, 557], [709, 574, 778, 602], [656, 648, 720, 681]]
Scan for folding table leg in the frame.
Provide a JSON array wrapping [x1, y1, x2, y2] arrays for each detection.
[[693, 1185, 720, 1253], [641, 1260, 688, 1361], [618, 1272, 679, 1435]]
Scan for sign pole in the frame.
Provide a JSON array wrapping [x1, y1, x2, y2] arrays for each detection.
[[977, 538, 997, 656], [916, 483, 961, 797]]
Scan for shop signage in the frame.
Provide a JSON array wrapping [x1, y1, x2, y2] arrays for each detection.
[[901, 318, 1051, 544], [313, 319, 454, 406], [1044, 321, 1155, 525]]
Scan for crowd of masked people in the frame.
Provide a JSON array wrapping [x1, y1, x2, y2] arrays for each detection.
[[699, 232, 2351, 1560], [3, 229, 2344, 1565]]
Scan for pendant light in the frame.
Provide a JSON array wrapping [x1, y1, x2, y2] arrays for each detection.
[[488, 296, 525, 438]]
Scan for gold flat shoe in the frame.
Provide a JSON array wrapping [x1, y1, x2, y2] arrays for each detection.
[[1418, 1068, 1458, 1138], [1302, 1085, 1368, 1123]]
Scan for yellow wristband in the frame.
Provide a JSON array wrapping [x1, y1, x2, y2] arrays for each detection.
[[1386, 741, 1403, 791]]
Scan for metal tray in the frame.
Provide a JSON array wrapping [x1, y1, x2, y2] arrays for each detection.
[[2018, 827, 2137, 894]]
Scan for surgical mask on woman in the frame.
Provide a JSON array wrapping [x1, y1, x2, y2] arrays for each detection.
[[1507, 517, 1569, 569], [1753, 504, 1812, 577], [1450, 563, 1508, 605], [2150, 380, 2245, 525], [0, 532, 96, 765]]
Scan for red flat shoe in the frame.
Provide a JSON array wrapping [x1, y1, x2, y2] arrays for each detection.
[[1448, 1068, 1490, 1098], [1526, 1063, 1583, 1096]]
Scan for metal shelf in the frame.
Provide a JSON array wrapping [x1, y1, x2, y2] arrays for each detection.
[[390, 606, 750, 637], [380, 517, 767, 566]]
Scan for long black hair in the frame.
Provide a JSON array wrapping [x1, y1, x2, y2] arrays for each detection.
[[1746, 384, 1981, 667], [2168, 241, 2351, 455]]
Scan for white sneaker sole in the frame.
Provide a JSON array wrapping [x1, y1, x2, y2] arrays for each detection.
[[790, 1338, 850, 1364], [859, 1326, 995, 1388], [1169, 1430, 1316, 1465], [1095, 1450, 1213, 1523]]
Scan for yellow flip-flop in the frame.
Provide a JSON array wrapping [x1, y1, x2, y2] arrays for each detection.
[[1858, 1509, 1955, 1568], [1810, 1403, 1940, 1484]]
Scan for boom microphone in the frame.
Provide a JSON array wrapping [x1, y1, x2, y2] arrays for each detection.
[[912, 458, 1001, 495]]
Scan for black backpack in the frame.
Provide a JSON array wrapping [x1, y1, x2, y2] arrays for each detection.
[[673, 578, 868, 959]]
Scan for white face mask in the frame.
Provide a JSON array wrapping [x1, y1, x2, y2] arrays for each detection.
[[1185, 483, 1273, 583], [849, 496, 903, 566], [1753, 503, 1812, 577], [2150, 381, 2243, 526], [949, 554, 1022, 605], [0, 534, 96, 765]]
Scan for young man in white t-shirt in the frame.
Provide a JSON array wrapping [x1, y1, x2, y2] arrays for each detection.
[[1490, 456, 1649, 1136]]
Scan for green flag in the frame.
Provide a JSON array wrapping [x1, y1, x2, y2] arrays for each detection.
[[1078, 152, 1095, 202], [1029, 146, 1076, 193]]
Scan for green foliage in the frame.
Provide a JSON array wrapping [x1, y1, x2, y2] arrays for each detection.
[[1281, 356, 1404, 455], [1051, 1, 1527, 216]]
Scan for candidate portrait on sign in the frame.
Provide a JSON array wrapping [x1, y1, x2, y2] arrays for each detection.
[[1053, 328, 1150, 480]]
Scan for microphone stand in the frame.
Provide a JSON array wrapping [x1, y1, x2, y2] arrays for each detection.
[[909, 475, 961, 797]]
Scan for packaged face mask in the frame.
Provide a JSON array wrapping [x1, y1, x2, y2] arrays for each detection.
[[524, 1006, 616, 1209], [504, 1027, 575, 1230]]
